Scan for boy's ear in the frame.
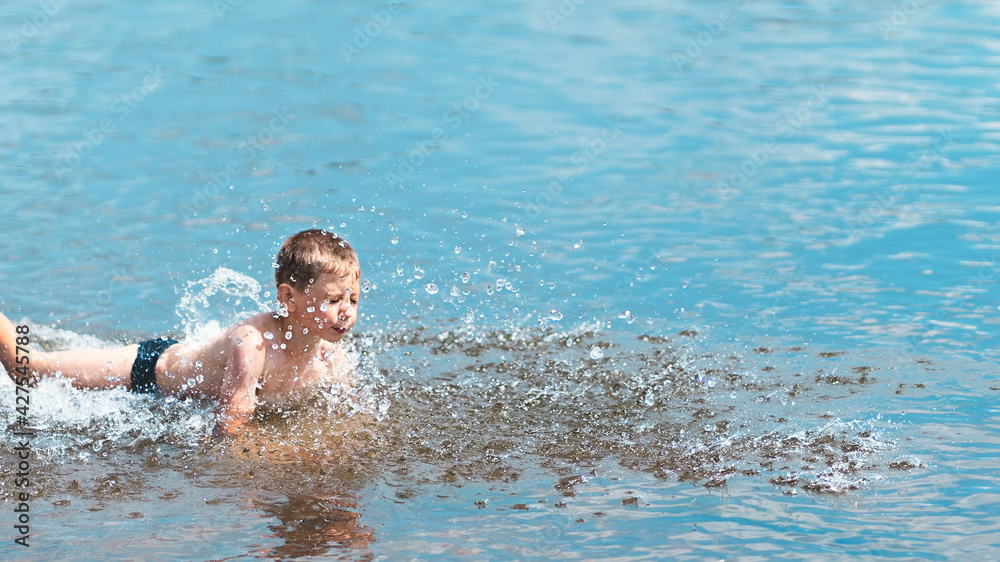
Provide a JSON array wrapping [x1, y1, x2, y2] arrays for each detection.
[[276, 283, 297, 311]]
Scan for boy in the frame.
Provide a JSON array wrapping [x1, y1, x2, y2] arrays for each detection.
[[0, 229, 361, 437]]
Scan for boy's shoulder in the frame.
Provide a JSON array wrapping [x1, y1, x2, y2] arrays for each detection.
[[222, 313, 338, 356], [198, 313, 279, 357], [225, 312, 278, 338]]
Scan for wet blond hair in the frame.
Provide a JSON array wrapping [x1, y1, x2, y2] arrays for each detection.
[[274, 229, 360, 291]]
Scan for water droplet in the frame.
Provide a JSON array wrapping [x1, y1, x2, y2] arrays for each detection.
[[306, 306, 315, 313], [461, 272, 470, 284], [391, 236, 400, 244], [590, 346, 604, 360], [236, 338, 243, 346], [285, 331, 293, 340], [618, 310, 631, 319], [549, 309, 563, 321], [263, 331, 274, 340], [414, 268, 425, 280], [319, 302, 329, 312], [495, 278, 506, 291], [195, 361, 203, 369], [362, 279, 372, 293], [425, 283, 439, 295], [516, 226, 525, 236], [574, 239, 583, 249], [302, 328, 309, 335], [454, 246, 462, 254]]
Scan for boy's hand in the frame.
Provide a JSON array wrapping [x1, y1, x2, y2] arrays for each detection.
[[212, 412, 250, 438]]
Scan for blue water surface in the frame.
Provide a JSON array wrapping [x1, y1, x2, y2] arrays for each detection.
[[1, 0, 999, 559]]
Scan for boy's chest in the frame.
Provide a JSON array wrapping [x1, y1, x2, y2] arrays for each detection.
[[258, 350, 340, 397]]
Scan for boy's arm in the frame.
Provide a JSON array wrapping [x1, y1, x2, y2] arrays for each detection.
[[212, 326, 266, 437]]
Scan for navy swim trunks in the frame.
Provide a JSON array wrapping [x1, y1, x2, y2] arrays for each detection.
[[130, 337, 178, 394]]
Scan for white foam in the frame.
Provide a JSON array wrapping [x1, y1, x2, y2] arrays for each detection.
[[32, 322, 117, 350], [0, 377, 214, 451]]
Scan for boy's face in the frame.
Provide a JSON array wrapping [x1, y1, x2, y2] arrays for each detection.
[[286, 270, 361, 343]]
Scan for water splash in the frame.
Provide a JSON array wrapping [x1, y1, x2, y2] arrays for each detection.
[[175, 267, 271, 342], [2, 313, 912, 503]]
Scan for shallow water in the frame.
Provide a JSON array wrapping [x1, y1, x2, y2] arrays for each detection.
[[2, 0, 1000, 559]]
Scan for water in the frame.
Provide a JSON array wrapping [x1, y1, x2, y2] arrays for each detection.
[[2, 0, 999, 558]]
